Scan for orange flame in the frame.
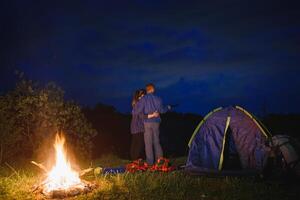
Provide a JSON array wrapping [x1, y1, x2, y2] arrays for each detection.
[[44, 134, 84, 193]]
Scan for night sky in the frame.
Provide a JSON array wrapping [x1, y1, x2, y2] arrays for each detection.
[[1, 0, 300, 115]]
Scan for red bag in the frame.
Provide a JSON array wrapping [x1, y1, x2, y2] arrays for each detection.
[[126, 157, 175, 173]]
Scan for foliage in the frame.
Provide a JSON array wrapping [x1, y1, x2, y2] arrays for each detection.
[[83, 104, 131, 158], [0, 74, 97, 164]]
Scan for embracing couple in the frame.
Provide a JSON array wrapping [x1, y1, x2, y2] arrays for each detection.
[[130, 83, 170, 165]]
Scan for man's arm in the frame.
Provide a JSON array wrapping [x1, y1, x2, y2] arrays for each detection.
[[147, 111, 160, 118], [157, 97, 171, 114]]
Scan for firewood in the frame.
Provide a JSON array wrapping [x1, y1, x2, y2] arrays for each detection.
[[31, 161, 48, 173], [5, 162, 21, 179], [79, 167, 94, 176]]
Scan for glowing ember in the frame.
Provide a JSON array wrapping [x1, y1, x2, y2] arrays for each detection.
[[43, 134, 85, 193]]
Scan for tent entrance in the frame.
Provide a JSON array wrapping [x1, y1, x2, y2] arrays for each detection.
[[222, 127, 242, 170]]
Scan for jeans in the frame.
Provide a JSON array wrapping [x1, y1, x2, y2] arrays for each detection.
[[144, 122, 163, 164]]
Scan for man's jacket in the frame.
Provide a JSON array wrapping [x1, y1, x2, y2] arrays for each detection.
[[132, 93, 168, 123]]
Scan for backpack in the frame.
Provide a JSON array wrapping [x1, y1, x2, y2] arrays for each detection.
[[271, 135, 300, 176]]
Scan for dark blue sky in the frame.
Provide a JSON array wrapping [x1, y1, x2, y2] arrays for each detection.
[[1, 0, 300, 115]]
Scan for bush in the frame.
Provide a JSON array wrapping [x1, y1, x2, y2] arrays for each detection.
[[0, 75, 97, 164]]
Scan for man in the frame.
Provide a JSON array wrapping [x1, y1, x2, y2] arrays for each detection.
[[132, 83, 170, 165]]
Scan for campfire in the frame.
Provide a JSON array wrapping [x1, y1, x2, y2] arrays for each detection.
[[32, 134, 95, 198]]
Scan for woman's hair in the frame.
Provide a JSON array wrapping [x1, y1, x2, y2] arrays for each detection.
[[132, 89, 146, 107]]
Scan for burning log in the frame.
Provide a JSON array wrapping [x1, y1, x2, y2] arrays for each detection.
[[32, 133, 96, 198], [33, 180, 96, 199]]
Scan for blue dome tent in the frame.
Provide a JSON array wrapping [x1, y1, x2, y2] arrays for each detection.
[[186, 106, 272, 175]]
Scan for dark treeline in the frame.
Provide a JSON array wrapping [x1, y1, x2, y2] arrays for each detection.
[[82, 103, 202, 159], [2, 78, 299, 164], [264, 114, 300, 139], [83, 103, 300, 160]]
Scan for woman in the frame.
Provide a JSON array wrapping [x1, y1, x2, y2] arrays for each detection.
[[130, 89, 158, 160]]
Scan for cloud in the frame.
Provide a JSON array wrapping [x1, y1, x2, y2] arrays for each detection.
[[1, 0, 300, 114]]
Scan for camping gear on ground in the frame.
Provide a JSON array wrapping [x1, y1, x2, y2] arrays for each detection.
[[92, 167, 126, 175], [83, 157, 176, 176], [102, 167, 126, 174], [126, 159, 149, 172], [149, 157, 176, 172], [185, 106, 272, 176], [126, 158, 176, 173], [271, 135, 300, 176]]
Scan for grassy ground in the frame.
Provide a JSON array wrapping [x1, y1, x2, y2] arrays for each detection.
[[0, 155, 299, 200]]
